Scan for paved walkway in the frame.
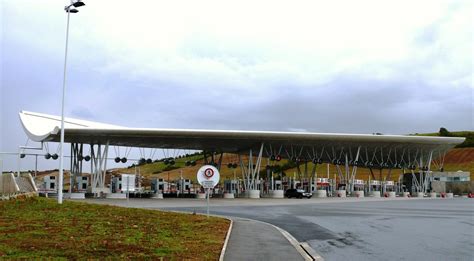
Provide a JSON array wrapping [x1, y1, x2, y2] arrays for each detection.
[[225, 218, 305, 261]]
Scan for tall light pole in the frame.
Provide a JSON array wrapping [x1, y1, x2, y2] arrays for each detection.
[[59, 0, 85, 204]]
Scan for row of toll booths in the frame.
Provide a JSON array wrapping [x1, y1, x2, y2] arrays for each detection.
[[151, 178, 201, 197], [38, 175, 89, 193], [221, 177, 399, 197], [38, 174, 398, 198], [220, 177, 334, 197]]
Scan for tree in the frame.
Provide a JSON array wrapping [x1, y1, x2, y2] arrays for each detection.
[[439, 127, 451, 137]]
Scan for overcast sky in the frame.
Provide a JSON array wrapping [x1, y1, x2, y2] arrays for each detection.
[[1, 0, 473, 171]]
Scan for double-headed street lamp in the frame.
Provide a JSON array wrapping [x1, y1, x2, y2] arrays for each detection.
[[58, 0, 85, 204]]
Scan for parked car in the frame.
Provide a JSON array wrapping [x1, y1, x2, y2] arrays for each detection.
[[285, 189, 312, 199]]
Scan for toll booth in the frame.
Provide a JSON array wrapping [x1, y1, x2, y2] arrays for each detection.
[[368, 180, 382, 192], [111, 174, 136, 193], [75, 176, 89, 192], [42, 175, 57, 193], [353, 179, 365, 191], [294, 180, 302, 189], [281, 177, 301, 190], [301, 178, 311, 192], [315, 178, 332, 197], [273, 180, 283, 190], [151, 178, 170, 193], [224, 179, 239, 194], [384, 181, 395, 192], [316, 178, 331, 191], [177, 179, 192, 194]]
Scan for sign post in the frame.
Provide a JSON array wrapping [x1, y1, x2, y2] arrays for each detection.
[[197, 165, 220, 218], [206, 188, 210, 217]]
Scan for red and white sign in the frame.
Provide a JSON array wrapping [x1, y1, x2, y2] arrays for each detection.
[[197, 165, 220, 188], [204, 168, 214, 178]]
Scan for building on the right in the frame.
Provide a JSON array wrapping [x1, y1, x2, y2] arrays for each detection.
[[402, 171, 472, 194], [430, 171, 470, 182]]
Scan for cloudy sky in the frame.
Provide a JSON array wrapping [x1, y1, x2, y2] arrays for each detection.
[[1, 0, 472, 171]]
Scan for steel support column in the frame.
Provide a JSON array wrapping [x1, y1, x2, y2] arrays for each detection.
[[90, 142, 109, 196]]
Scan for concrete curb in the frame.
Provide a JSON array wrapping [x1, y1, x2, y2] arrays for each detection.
[[219, 218, 233, 261]]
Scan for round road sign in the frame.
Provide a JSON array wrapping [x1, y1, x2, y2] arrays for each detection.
[[197, 165, 220, 188], [204, 168, 214, 178]]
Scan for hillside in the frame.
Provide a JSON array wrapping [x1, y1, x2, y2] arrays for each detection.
[[415, 129, 473, 148]]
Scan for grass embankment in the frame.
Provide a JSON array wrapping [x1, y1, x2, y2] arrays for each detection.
[[0, 197, 229, 259]]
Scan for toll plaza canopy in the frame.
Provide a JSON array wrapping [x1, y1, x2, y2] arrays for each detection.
[[19, 110, 464, 165]]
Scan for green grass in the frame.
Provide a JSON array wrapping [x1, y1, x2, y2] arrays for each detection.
[[0, 197, 229, 259]]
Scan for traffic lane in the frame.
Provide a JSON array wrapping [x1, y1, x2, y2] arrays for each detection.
[[166, 199, 474, 261]]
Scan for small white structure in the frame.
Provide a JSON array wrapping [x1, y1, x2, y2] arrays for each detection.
[[177, 178, 192, 194], [151, 178, 171, 193], [75, 176, 89, 192], [112, 174, 136, 193], [43, 175, 57, 193], [353, 179, 365, 196], [273, 180, 283, 191], [224, 179, 239, 194]]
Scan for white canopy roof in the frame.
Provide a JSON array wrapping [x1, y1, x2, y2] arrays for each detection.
[[19, 111, 464, 165]]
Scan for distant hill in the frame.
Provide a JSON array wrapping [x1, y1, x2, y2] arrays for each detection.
[[414, 129, 473, 148]]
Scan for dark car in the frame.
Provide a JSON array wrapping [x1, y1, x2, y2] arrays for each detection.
[[285, 189, 312, 199]]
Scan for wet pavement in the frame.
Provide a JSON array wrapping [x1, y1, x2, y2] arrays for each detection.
[[85, 197, 474, 261]]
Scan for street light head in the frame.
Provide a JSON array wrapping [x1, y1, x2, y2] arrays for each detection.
[[72, 1, 85, 8], [68, 8, 79, 13]]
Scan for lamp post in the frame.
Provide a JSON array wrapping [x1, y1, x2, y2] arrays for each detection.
[[58, 0, 85, 204]]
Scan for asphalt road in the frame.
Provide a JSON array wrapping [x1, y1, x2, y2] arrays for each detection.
[[86, 197, 474, 261], [165, 198, 474, 261]]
